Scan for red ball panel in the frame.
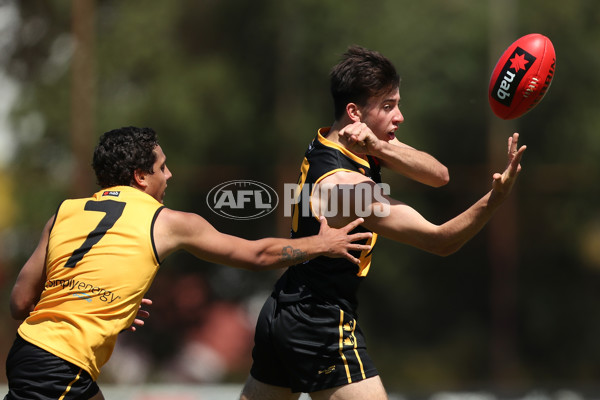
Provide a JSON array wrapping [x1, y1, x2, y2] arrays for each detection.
[[488, 33, 556, 120]]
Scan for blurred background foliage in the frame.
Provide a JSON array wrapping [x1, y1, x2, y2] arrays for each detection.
[[1, 0, 600, 396]]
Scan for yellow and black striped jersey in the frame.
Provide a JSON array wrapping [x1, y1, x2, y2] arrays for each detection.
[[18, 186, 164, 380], [278, 127, 380, 311]]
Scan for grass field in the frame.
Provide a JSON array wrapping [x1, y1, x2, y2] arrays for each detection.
[[0, 384, 594, 400]]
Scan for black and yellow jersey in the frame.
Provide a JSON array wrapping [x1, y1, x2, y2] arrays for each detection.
[[18, 186, 164, 380], [276, 127, 381, 311]]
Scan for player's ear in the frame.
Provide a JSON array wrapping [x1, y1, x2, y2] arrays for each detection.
[[346, 103, 362, 122], [133, 169, 147, 188]]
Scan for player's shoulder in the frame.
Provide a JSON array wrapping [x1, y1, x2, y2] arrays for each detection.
[[155, 207, 189, 223], [154, 207, 211, 232], [319, 169, 373, 186]]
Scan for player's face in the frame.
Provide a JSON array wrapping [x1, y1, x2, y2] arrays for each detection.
[[146, 145, 172, 204], [360, 88, 404, 141]]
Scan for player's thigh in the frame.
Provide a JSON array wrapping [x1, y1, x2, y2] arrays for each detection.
[[310, 375, 387, 400], [90, 389, 105, 400], [239, 375, 301, 400]]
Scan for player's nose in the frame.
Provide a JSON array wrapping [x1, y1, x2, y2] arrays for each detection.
[[393, 107, 404, 124]]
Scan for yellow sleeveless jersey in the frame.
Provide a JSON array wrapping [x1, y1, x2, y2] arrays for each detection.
[[18, 186, 164, 380]]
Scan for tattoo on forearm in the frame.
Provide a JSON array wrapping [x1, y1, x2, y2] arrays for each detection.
[[281, 246, 308, 262]]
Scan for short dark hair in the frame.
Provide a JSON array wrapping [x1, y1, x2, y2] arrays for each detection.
[[330, 45, 400, 120], [92, 126, 159, 188]]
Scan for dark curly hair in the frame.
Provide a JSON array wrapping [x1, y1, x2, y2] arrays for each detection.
[[92, 126, 159, 188], [330, 45, 400, 120]]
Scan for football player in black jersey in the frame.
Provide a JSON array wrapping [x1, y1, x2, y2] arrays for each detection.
[[241, 46, 525, 400]]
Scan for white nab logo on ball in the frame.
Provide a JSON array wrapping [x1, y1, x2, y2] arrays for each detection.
[[206, 180, 279, 220], [491, 46, 536, 106]]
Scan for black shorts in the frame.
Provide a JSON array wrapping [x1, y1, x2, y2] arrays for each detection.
[[249, 293, 378, 393], [4, 334, 100, 400]]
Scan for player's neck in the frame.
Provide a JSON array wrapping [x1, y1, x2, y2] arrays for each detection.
[[326, 119, 350, 144]]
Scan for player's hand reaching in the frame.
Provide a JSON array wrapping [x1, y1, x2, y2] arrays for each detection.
[[491, 133, 527, 199], [317, 216, 372, 265]]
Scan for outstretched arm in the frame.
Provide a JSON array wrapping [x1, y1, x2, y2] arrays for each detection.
[[371, 133, 526, 255], [320, 133, 525, 257], [154, 211, 372, 271], [338, 122, 449, 187]]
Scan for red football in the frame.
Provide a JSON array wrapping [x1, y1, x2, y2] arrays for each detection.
[[488, 33, 556, 120]]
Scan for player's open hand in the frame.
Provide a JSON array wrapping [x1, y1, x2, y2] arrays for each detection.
[[126, 298, 152, 333], [491, 133, 527, 198], [317, 216, 372, 264]]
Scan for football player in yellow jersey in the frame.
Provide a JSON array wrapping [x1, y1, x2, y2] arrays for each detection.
[[240, 46, 526, 400], [5, 126, 373, 400]]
